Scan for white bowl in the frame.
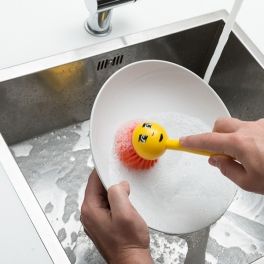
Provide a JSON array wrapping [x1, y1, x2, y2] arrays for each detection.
[[90, 60, 237, 234]]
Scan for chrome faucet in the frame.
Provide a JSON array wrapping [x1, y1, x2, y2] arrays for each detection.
[[84, 0, 137, 36]]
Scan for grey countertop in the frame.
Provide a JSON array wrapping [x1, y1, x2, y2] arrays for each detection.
[[10, 120, 264, 264]]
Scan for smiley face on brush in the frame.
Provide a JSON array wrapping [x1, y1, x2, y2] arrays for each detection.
[[132, 122, 169, 160]]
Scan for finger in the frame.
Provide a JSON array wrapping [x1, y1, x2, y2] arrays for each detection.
[[119, 181, 130, 195], [180, 132, 239, 158], [209, 156, 247, 187], [107, 181, 132, 217], [84, 169, 108, 209], [213, 117, 243, 133]]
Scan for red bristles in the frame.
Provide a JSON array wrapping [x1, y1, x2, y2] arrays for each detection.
[[115, 121, 157, 170]]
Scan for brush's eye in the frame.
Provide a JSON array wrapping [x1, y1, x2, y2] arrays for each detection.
[[138, 134, 148, 143], [142, 123, 152, 128]]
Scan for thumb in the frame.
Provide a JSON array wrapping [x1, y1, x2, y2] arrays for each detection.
[[107, 181, 133, 217], [209, 156, 247, 186]]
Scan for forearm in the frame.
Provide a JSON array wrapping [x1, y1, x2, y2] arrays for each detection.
[[112, 248, 153, 264]]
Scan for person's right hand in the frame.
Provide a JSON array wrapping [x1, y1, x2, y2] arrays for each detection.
[[180, 118, 264, 194]]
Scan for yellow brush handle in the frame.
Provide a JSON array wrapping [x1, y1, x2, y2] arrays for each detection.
[[166, 139, 218, 157]]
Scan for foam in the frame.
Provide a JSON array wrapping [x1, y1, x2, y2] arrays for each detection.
[[108, 112, 237, 233]]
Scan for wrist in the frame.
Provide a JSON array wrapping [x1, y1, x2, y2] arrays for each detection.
[[111, 248, 152, 264]]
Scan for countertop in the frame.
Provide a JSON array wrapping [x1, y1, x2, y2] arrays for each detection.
[[0, 0, 263, 70]]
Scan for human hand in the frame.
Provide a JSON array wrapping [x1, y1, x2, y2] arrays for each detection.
[[180, 118, 264, 194], [81, 170, 152, 264]]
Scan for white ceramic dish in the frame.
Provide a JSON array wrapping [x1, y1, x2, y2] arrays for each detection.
[[90, 60, 237, 234]]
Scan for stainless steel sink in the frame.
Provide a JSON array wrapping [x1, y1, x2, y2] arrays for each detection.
[[1, 10, 264, 264]]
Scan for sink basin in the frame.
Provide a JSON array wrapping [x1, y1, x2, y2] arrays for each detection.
[[1, 10, 264, 264]]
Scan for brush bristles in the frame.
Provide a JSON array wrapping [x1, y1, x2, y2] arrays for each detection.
[[115, 121, 157, 170]]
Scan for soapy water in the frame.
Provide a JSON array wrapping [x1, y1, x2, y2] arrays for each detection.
[[109, 112, 237, 233], [10, 143, 33, 157]]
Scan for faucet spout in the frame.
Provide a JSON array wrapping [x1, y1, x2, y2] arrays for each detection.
[[84, 0, 137, 36]]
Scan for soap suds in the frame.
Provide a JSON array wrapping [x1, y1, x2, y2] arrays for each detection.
[[72, 121, 90, 152], [150, 231, 188, 263], [109, 112, 237, 234], [10, 143, 33, 157], [206, 252, 217, 264], [87, 155, 94, 168]]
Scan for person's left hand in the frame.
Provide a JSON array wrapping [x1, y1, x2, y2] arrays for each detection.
[[81, 170, 152, 264]]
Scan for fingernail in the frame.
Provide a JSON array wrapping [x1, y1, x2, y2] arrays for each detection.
[[120, 180, 129, 186], [179, 136, 186, 145], [119, 181, 130, 194]]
